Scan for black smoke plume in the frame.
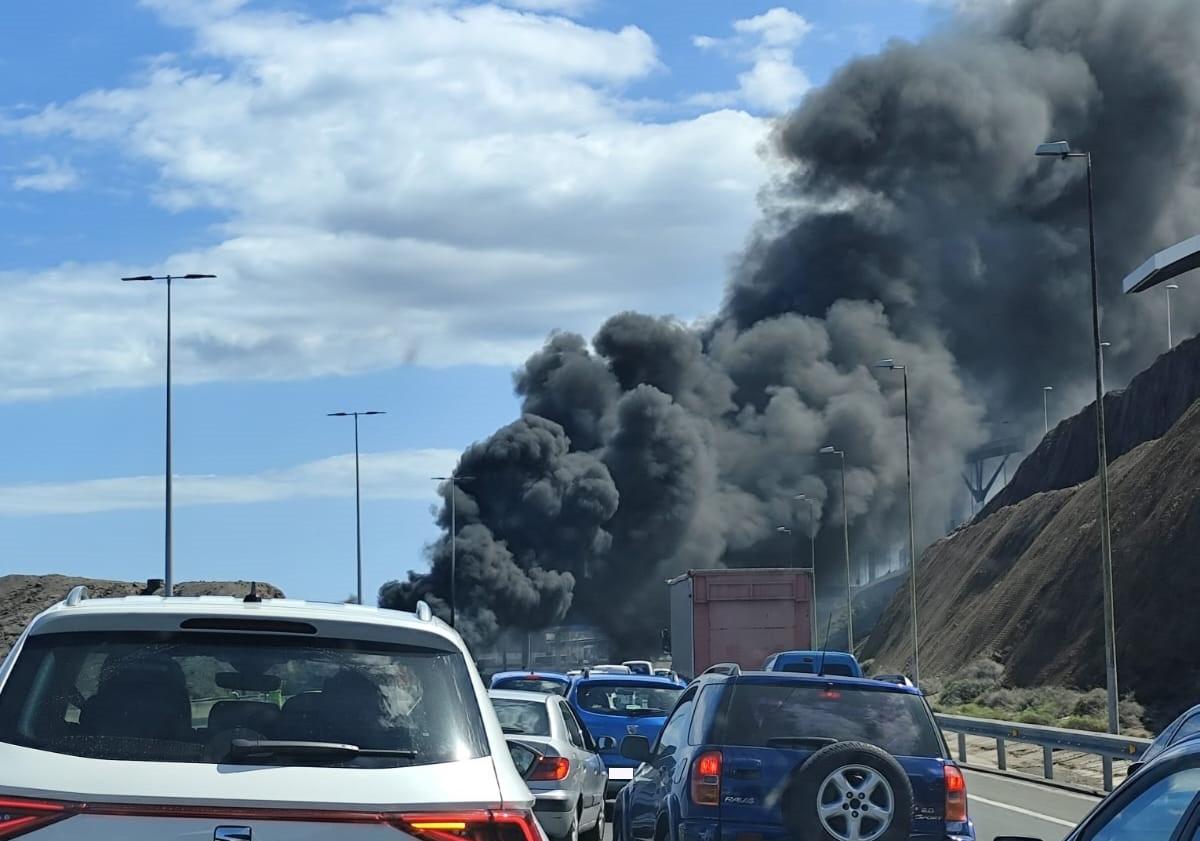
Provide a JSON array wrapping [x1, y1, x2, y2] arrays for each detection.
[[382, 0, 1200, 653]]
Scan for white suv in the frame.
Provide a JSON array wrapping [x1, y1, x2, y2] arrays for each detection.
[[0, 587, 540, 840]]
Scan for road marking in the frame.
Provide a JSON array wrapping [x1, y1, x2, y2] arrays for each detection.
[[968, 794, 1078, 828], [963, 769, 1102, 802]]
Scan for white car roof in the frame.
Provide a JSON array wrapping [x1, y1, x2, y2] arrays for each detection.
[[22, 593, 465, 651]]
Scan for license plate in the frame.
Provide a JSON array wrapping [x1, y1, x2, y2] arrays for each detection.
[[608, 768, 634, 781]]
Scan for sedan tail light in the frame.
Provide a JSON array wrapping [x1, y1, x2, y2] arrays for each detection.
[[528, 756, 571, 781], [0, 797, 72, 838]]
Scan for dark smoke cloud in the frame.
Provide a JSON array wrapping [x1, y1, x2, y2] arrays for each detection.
[[383, 0, 1200, 652]]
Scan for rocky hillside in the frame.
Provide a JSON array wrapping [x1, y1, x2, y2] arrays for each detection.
[[865, 394, 1200, 724], [983, 333, 1200, 517], [0, 575, 285, 659]]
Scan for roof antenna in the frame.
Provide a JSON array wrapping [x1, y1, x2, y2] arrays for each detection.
[[243, 582, 262, 603], [817, 611, 834, 677]]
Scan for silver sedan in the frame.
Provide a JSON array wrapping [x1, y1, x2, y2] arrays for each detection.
[[490, 689, 610, 841]]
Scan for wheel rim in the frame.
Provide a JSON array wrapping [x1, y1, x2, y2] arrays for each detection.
[[816, 764, 895, 841]]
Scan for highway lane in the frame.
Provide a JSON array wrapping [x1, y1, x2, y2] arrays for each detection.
[[965, 769, 1099, 841], [600, 770, 1100, 841]]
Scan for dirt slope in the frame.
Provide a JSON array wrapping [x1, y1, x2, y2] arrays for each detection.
[[864, 398, 1200, 721], [984, 333, 1200, 517], [0, 575, 285, 659]]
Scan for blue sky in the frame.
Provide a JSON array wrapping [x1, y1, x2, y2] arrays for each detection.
[[0, 0, 953, 601]]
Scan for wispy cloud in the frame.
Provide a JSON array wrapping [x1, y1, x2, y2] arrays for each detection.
[[0, 448, 458, 516], [691, 7, 813, 114], [0, 1, 768, 401], [12, 156, 80, 192]]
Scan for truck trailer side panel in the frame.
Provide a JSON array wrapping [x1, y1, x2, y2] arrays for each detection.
[[669, 568, 814, 676]]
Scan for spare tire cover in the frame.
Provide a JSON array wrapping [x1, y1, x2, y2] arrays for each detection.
[[781, 741, 914, 841]]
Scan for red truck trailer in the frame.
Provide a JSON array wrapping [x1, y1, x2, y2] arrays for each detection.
[[667, 567, 816, 679]]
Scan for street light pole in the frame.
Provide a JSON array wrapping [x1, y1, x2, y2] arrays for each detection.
[[794, 494, 816, 570], [1043, 386, 1054, 436], [328, 410, 386, 604], [121, 272, 216, 596], [875, 360, 920, 686], [1035, 140, 1120, 734], [432, 474, 476, 628], [820, 446, 854, 650], [1167, 284, 1179, 349]]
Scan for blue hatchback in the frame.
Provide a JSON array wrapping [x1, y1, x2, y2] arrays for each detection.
[[568, 674, 686, 800], [613, 670, 973, 841], [762, 650, 864, 678]]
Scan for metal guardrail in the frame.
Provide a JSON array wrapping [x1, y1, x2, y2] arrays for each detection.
[[936, 713, 1152, 791]]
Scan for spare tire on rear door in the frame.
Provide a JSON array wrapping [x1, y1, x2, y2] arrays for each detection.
[[780, 741, 913, 841]]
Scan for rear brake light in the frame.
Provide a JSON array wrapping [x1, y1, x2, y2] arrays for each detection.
[[529, 756, 571, 781], [400, 810, 544, 841], [691, 750, 722, 806], [0, 797, 71, 839], [944, 764, 967, 822]]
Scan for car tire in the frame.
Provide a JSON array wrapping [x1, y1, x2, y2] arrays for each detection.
[[581, 803, 604, 841], [781, 741, 913, 841]]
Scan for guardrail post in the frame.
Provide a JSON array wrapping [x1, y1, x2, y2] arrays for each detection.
[[1103, 757, 1113, 791], [1043, 746, 1053, 780], [996, 736, 1007, 771], [957, 732, 967, 763]]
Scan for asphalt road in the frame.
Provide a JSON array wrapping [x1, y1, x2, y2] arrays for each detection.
[[965, 769, 1099, 841], [600, 770, 1100, 841]]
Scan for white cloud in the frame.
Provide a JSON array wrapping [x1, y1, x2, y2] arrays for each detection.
[[0, 448, 459, 516], [0, 1, 770, 401], [692, 7, 812, 114], [497, 0, 595, 14], [12, 156, 80, 192]]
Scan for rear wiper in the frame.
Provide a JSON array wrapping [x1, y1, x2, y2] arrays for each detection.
[[228, 739, 417, 762], [765, 736, 838, 748]]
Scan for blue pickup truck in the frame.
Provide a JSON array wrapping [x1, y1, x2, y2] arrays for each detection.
[[568, 673, 684, 801]]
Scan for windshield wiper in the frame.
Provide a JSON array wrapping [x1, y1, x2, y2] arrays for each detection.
[[765, 736, 839, 748], [228, 739, 417, 762], [502, 726, 528, 734]]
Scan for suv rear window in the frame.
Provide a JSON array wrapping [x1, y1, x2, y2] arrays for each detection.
[[0, 631, 489, 768], [779, 662, 855, 677], [709, 683, 943, 757]]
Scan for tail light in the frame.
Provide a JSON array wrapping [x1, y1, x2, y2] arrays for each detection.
[[944, 764, 967, 822], [691, 750, 722, 806], [400, 810, 544, 841], [0, 797, 71, 838], [0, 797, 543, 841], [528, 756, 571, 781]]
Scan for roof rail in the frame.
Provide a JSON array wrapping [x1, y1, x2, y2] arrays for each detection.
[[415, 600, 433, 622], [65, 585, 89, 607], [702, 662, 741, 676]]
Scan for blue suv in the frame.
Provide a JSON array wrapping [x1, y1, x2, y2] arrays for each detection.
[[568, 673, 685, 801], [613, 670, 973, 841]]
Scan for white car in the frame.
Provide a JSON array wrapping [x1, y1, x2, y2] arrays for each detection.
[[490, 690, 609, 841], [585, 665, 631, 675], [0, 586, 542, 840]]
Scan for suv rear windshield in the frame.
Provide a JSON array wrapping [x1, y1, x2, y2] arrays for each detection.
[[709, 683, 943, 757], [577, 683, 682, 716], [779, 662, 856, 677], [0, 631, 489, 768]]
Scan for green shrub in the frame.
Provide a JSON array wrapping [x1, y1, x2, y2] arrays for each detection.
[[1071, 688, 1108, 718], [1017, 709, 1054, 726], [1061, 715, 1107, 732], [939, 678, 997, 707]]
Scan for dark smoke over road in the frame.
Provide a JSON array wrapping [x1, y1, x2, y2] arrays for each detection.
[[382, 0, 1200, 652]]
